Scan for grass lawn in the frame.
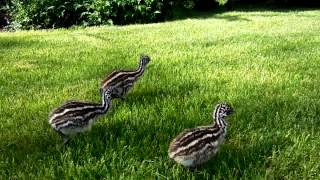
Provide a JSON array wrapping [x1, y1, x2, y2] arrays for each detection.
[[0, 9, 320, 179]]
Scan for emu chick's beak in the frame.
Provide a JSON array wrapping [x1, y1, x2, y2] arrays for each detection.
[[227, 108, 234, 115]]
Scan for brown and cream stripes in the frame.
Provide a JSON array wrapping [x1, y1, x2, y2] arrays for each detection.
[[48, 87, 113, 144], [100, 55, 150, 99], [168, 103, 233, 167]]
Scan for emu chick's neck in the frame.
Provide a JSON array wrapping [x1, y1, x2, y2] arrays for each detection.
[[134, 62, 145, 77], [100, 95, 111, 114], [214, 114, 227, 129]]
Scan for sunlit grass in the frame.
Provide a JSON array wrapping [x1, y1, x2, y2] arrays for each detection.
[[0, 9, 319, 179]]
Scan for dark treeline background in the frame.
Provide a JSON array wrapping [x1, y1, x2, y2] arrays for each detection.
[[1, 0, 319, 30], [0, 0, 10, 28], [196, 0, 320, 10]]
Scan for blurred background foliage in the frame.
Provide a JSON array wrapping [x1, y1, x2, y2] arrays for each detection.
[[0, 0, 319, 30]]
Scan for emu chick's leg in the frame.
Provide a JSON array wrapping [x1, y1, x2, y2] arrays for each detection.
[[63, 137, 70, 145], [55, 129, 70, 145]]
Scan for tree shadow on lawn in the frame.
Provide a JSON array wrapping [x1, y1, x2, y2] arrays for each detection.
[[0, 130, 61, 166], [188, 135, 291, 178], [172, 8, 250, 22], [172, 3, 320, 22], [2, 74, 318, 176], [0, 37, 40, 51], [81, 82, 309, 175], [86, 103, 292, 179], [173, 8, 251, 22], [126, 81, 201, 106], [83, 33, 115, 43], [0, 79, 194, 170], [0, 105, 293, 178], [55, 80, 204, 160]]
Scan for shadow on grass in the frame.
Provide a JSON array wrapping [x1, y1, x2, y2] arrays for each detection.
[[172, 8, 251, 22], [212, 14, 250, 21], [84, 105, 292, 178], [0, 130, 59, 166], [171, 3, 320, 22], [83, 33, 114, 42], [2, 71, 318, 177], [126, 81, 201, 106], [196, 135, 291, 177], [0, 38, 34, 51]]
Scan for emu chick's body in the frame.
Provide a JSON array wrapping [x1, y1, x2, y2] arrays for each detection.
[[168, 103, 233, 167], [100, 55, 150, 99], [169, 126, 226, 167], [49, 88, 113, 144]]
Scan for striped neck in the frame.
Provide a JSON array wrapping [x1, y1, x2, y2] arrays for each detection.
[[100, 92, 112, 114], [213, 106, 227, 129], [133, 60, 146, 78], [215, 116, 227, 129]]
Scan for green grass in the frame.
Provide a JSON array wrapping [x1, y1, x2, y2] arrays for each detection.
[[1, 9, 320, 179]]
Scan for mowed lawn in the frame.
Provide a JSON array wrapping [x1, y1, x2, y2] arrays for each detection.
[[0, 9, 320, 179]]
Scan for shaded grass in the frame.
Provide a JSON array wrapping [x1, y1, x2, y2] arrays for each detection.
[[0, 9, 320, 179]]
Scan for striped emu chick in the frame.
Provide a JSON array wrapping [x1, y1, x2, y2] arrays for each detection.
[[48, 87, 113, 144], [100, 55, 150, 99], [168, 103, 234, 167]]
